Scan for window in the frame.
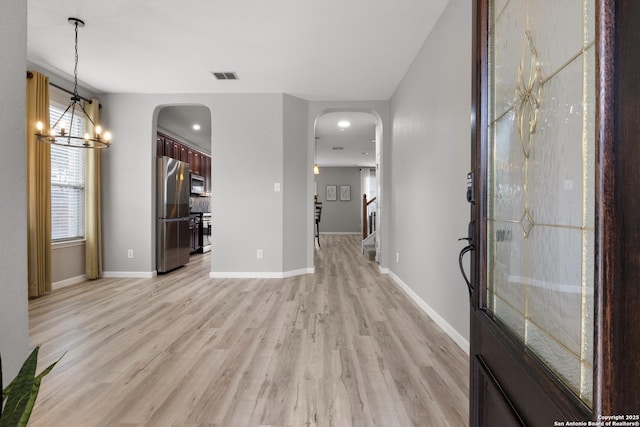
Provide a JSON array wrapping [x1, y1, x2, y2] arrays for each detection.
[[50, 101, 85, 241]]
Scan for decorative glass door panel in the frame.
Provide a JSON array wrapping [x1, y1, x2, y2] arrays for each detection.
[[486, 0, 595, 406]]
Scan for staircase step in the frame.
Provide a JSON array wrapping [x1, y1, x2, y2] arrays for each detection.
[[363, 245, 376, 261]]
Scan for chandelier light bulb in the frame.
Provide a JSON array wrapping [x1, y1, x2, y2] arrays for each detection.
[[36, 121, 44, 131], [95, 125, 102, 135]]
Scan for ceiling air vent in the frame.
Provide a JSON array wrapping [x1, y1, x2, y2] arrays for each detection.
[[211, 71, 239, 80], [332, 147, 344, 151]]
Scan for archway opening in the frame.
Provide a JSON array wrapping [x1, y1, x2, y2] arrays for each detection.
[[154, 104, 212, 274], [313, 110, 381, 262]]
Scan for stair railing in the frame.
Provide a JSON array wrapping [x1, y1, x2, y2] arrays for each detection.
[[362, 194, 377, 239]]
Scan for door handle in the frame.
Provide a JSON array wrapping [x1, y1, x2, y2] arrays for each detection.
[[458, 237, 474, 298]]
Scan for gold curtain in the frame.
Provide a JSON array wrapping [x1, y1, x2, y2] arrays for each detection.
[[85, 99, 102, 279], [26, 71, 52, 297]]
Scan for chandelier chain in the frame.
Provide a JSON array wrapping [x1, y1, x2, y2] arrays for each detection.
[[73, 20, 79, 98]]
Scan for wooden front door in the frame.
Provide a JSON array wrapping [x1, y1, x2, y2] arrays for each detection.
[[468, 0, 640, 425]]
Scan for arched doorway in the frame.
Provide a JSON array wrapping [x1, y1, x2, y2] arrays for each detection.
[[154, 104, 212, 274], [312, 110, 382, 263]]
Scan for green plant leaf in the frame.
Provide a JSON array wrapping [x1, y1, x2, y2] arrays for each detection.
[[1, 352, 3, 418], [0, 347, 62, 427], [2, 364, 13, 404], [0, 347, 39, 427], [15, 352, 63, 427]]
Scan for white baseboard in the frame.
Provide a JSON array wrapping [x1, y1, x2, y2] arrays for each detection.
[[378, 266, 389, 274], [102, 271, 156, 279], [210, 268, 314, 279], [52, 274, 86, 290], [388, 271, 470, 355]]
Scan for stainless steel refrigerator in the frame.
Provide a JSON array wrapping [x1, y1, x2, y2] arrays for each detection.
[[157, 156, 191, 273]]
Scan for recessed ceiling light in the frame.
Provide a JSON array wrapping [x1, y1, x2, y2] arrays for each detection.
[[362, 152, 369, 155], [338, 120, 351, 128], [192, 124, 201, 131]]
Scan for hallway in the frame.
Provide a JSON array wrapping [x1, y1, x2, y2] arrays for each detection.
[[28, 235, 468, 426]]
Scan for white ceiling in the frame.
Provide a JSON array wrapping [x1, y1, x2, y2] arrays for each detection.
[[315, 112, 377, 167], [157, 105, 212, 153], [27, 0, 449, 165], [27, 0, 449, 101]]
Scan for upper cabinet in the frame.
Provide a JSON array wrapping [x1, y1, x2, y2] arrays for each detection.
[[156, 134, 164, 156], [193, 152, 201, 176], [157, 131, 211, 194]]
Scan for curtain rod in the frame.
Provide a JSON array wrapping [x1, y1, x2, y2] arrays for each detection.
[[26, 71, 94, 104]]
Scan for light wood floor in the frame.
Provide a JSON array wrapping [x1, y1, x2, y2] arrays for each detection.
[[28, 235, 469, 427]]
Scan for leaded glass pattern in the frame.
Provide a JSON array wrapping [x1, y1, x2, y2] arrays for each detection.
[[486, 0, 595, 406]]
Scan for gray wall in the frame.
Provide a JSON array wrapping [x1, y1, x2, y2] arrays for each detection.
[[100, 93, 310, 277], [0, 0, 30, 380], [51, 243, 85, 286], [389, 0, 472, 347], [315, 167, 362, 233], [283, 95, 310, 273]]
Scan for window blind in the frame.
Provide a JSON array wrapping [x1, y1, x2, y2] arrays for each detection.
[[50, 103, 86, 241]]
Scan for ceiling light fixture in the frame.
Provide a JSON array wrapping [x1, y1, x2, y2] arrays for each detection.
[[314, 137, 320, 175], [193, 124, 201, 131], [338, 120, 351, 128], [36, 18, 111, 149]]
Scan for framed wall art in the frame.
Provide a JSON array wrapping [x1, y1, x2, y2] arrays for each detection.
[[326, 185, 337, 201], [340, 185, 351, 201]]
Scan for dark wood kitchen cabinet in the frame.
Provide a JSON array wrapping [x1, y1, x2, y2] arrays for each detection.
[[192, 152, 201, 176], [172, 141, 181, 159], [157, 132, 211, 194], [180, 145, 188, 163], [187, 147, 194, 172], [156, 134, 165, 156], [164, 138, 172, 157]]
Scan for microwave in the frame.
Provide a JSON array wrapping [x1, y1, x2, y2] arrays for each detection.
[[191, 174, 205, 195]]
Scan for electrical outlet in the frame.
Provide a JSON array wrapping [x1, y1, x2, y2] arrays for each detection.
[[257, 249, 263, 259], [127, 249, 134, 259], [396, 252, 400, 263], [274, 183, 281, 192]]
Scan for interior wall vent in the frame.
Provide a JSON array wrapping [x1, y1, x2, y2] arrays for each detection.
[[211, 71, 239, 80], [332, 147, 344, 150]]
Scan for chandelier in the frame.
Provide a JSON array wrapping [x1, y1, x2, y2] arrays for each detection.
[[35, 18, 111, 149]]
